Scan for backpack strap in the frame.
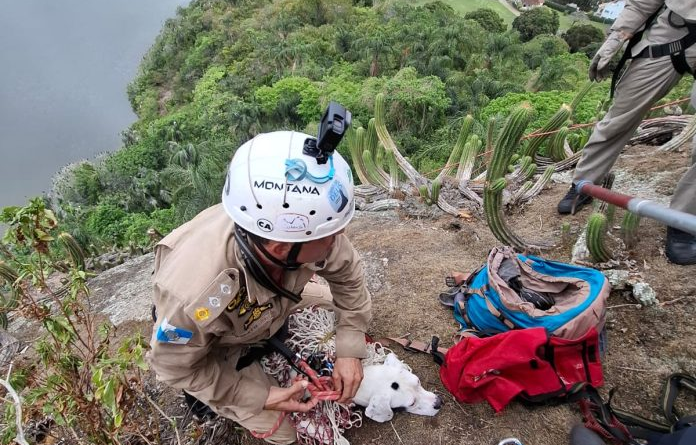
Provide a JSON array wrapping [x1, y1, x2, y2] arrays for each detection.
[[470, 286, 516, 330]]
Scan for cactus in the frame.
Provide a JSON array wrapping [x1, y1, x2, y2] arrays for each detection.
[[523, 162, 537, 181], [586, 213, 612, 262], [621, 211, 641, 249], [385, 149, 399, 192], [430, 179, 441, 204], [549, 127, 569, 162], [456, 135, 482, 182], [366, 118, 379, 158], [522, 104, 572, 158], [346, 127, 371, 185], [362, 150, 387, 188], [374, 93, 427, 187], [58, 232, 86, 271], [484, 103, 535, 250], [570, 81, 594, 114], [437, 115, 474, 182], [0, 261, 21, 329], [519, 165, 554, 202]]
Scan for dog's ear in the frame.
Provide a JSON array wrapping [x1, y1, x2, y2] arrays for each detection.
[[384, 353, 403, 368], [365, 392, 394, 423]]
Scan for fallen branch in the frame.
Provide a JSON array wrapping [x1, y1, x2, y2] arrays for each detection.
[[145, 394, 182, 445], [0, 377, 29, 445]]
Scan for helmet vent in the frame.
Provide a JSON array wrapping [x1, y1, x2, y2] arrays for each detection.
[[305, 231, 312, 235], [309, 210, 316, 215], [256, 204, 263, 209], [240, 206, 247, 211], [326, 216, 333, 221], [283, 203, 290, 209]]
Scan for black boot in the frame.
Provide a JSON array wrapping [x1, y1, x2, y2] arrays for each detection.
[[557, 184, 593, 215], [569, 425, 606, 445], [183, 391, 218, 422], [665, 227, 696, 265]]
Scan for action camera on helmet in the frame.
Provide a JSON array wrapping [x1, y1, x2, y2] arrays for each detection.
[[303, 101, 352, 164]]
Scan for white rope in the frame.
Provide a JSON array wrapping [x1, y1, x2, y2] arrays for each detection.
[[261, 307, 389, 445]]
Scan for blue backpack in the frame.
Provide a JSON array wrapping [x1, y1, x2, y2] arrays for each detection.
[[449, 247, 610, 340]]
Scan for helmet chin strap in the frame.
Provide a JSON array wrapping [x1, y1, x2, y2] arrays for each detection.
[[234, 226, 302, 302], [252, 238, 304, 271]]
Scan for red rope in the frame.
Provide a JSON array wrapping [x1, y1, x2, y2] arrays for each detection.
[[250, 363, 341, 440]]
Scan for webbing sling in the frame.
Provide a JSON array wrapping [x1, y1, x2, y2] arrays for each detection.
[[612, 374, 696, 442], [612, 10, 696, 97], [580, 374, 696, 444]]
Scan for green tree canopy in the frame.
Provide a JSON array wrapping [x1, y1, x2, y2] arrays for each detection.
[[562, 24, 606, 53], [512, 7, 560, 42], [522, 35, 570, 69], [464, 8, 506, 33]]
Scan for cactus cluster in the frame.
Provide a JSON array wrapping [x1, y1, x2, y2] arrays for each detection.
[[349, 85, 597, 251], [620, 211, 641, 249], [522, 104, 571, 158], [484, 103, 534, 250], [586, 213, 612, 262]]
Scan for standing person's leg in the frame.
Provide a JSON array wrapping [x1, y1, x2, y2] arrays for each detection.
[[558, 56, 683, 214], [665, 86, 696, 265]]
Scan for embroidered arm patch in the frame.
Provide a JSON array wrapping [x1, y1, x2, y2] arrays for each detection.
[[156, 317, 193, 345]]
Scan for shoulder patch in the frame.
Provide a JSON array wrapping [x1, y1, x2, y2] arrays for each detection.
[[156, 318, 193, 345], [184, 268, 240, 328]]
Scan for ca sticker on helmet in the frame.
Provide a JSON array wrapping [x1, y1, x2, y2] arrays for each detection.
[[257, 219, 273, 232], [328, 180, 349, 213], [276, 213, 309, 232]]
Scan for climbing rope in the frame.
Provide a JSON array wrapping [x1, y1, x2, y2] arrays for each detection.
[[260, 306, 389, 445]]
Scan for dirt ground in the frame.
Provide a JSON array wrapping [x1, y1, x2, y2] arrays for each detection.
[[15, 144, 696, 445]]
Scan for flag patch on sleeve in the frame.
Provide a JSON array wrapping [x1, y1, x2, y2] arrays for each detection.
[[156, 318, 193, 345]]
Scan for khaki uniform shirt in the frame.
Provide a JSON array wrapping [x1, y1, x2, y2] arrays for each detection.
[[612, 0, 696, 59], [147, 204, 372, 419]]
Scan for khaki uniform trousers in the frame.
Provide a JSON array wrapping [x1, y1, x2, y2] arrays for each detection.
[[226, 280, 333, 445], [573, 54, 696, 216]]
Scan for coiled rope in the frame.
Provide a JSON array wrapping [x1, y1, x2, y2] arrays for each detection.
[[259, 306, 389, 445]]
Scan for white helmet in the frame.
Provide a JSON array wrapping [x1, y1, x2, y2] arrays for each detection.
[[222, 131, 355, 242], [665, 0, 696, 22]]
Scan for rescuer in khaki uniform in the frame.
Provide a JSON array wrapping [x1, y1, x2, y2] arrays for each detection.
[[557, 0, 696, 265], [147, 130, 372, 444]]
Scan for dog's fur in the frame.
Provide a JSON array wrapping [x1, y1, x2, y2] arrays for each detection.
[[354, 353, 443, 422]]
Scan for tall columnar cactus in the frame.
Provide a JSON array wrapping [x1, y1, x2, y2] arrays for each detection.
[[374, 93, 427, 187], [484, 103, 537, 250], [549, 127, 570, 162], [621, 211, 641, 249], [586, 213, 612, 262], [362, 149, 388, 188], [570, 81, 594, 114], [346, 128, 372, 185], [0, 261, 21, 330], [58, 232, 86, 271], [385, 149, 399, 192], [437, 115, 474, 182], [522, 104, 572, 158], [519, 165, 554, 203], [456, 135, 482, 182]]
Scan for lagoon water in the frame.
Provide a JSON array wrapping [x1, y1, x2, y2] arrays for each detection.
[[0, 0, 189, 210]]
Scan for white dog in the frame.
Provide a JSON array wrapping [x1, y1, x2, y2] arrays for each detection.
[[353, 353, 443, 422]]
